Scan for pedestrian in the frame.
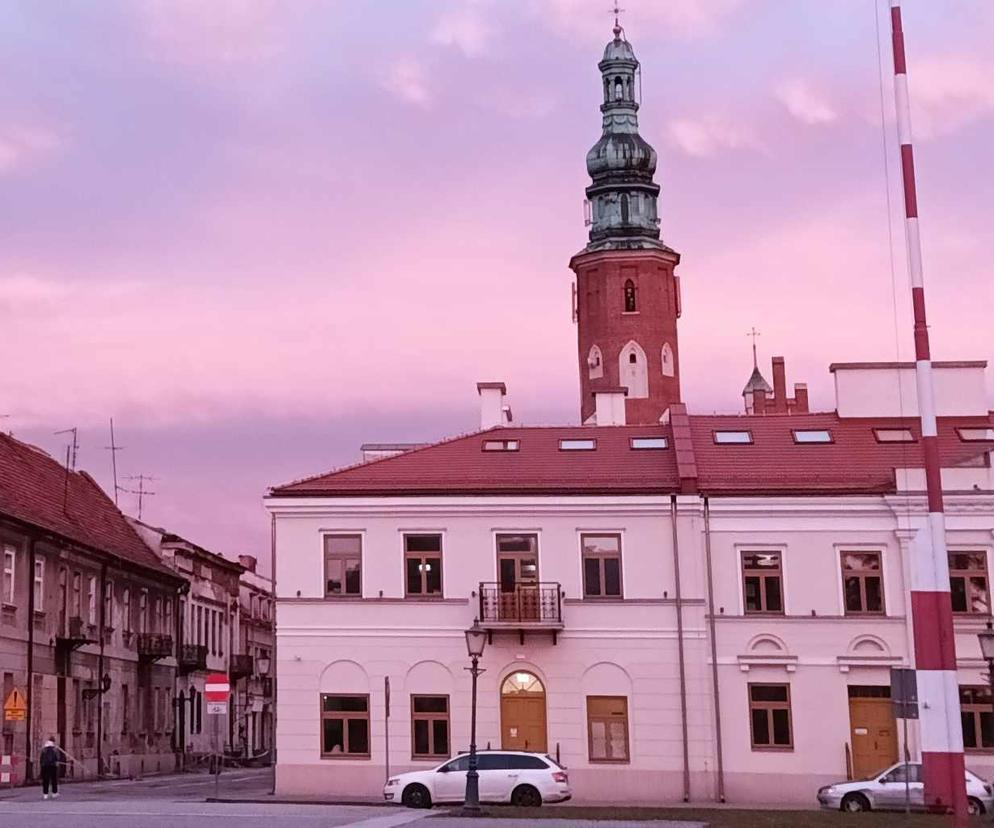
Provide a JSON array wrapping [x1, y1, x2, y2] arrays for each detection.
[[40, 737, 61, 800]]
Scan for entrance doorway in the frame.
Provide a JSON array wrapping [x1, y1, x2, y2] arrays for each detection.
[[500, 672, 547, 752], [496, 534, 540, 621], [848, 686, 898, 780]]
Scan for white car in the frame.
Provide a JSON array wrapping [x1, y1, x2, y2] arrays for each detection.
[[383, 750, 571, 808], [817, 761, 993, 815]]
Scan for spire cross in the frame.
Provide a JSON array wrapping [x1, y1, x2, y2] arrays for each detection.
[[609, 2, 625, 34], [747, 327, 761, 369]]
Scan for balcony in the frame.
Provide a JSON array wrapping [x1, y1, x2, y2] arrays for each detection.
[[478, 582, 563, 644], [178, 644, 208, 675], [56, 616, 93, 654], [229, 653, 254, 680], [137, 633, 173, 661]]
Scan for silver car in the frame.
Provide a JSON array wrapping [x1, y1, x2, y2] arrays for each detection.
[[817, 761, 992, 815]]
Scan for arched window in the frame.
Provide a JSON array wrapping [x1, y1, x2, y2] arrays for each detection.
[[501, 672, 545, 696], [619, 341, 648, 398], [624, 279, 637, 313], [587, 345, 603, 379], [620, 193, 630, 223], [614, 77, 623, 100], [662, 342, 675, 377], [603, 77, 610, 103]]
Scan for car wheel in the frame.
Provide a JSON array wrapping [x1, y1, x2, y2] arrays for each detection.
[[401, 783, 432, 809], [968, 797, 985, 816], [840, 793, 870, 813], [511, 784, 542, 808]]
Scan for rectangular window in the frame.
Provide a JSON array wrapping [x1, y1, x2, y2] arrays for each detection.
[[210, 610, 217, 655], [324, 535, 362, 597], [949, 552, 989, 615], [581, 534, 622, 598], [34, 559, 44, 610], [320, 694, 370, 757], [586, 696, 630, 762], [72, 572, 81, 617], [411, 695, 449, 759], [792, 429, 832, 444], [559, 438, 596, 451], [714, 431, 753, 444], [841, 551, 884, 615], [749, 684, 793, 750], [482, 439, 519, 452], [103, 580, 113, 628], [122, 588, 131, 633], [121, 684, 130, 734], [960, 686, 994, 751], [87, 576, 97, 625], [630, 437, 668, 450], [404, 535, 443, 597], [742, 552, 783, 614], [874, 428, 915, 443], [2, 546, 14, 605], [958, 428, 994, 442], [139, 590, 148, 634]]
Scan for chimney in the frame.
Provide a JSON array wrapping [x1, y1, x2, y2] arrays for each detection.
[[477, 382, 507, 430], [771, 357, 787, 413], [793, 383, 809, 414], [752, 389, 767, 415], [238, 554, 257, 573], [594, 388, 628, 426]]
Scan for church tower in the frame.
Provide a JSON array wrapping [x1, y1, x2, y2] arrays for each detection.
[[570, 20, 682, 425]]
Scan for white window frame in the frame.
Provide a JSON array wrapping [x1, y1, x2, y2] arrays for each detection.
[[87, 575, 97, 626], [833, 544, 889, 618], [2, 545, 15, 606], [33, 558, 44, 610], [735, 544, 789, 616]]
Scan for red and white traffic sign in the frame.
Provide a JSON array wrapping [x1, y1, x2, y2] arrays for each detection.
[[205, 673, 230, 703]]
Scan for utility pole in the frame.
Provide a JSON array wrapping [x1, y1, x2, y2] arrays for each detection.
[[104, 418, 124, 506], [123, 474, 157, 521]]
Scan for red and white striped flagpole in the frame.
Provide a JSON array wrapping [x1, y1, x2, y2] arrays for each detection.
[[888, 2, 967, 823]]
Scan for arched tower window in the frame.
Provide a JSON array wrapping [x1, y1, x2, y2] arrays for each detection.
[[662, 342, 675, 377], [620, 193, 630, 223], [603, 77, 610, 103], [619, 341, 648, 398], [623, 279, 637, 313], [587, 345, 603, 379], [614, 77, 623, 100]]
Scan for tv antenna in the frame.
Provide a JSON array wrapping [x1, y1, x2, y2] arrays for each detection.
[[104, 418, 125, 505], [55, 427, 79, 470], [123, 474, 157, 520]]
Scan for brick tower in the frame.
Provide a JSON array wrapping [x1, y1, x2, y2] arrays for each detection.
[[570, 20, 682, 425]]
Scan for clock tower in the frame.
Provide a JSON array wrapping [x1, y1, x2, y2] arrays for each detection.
[[570, 21, 682, 425]]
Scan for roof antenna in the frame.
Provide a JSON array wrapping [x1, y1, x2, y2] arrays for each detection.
[[104, 418, 124, 505], [55, 426, 79, 470], [123, 473, 157, 521], [746, 327, 761, 369]]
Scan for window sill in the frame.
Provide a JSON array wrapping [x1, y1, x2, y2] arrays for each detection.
[[750, 746, 794, 753], [589, 758, 631, 764], [1, 603, 16, 612], [411, 754, 449, 762], [320, 754, 371, 760]]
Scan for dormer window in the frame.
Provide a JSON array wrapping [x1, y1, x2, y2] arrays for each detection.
[[792, 430, 832, 444], [630, 437, 668, 450], [874, 428, 915, 443], [482, 439, 519, 452], [623, 279, 637, 313], [714, 430, 753, 445], [560, 439, 596, 451]]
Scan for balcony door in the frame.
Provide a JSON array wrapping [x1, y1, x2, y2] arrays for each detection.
[[496, 534, 539, 621], [500, 672, 547, 752]]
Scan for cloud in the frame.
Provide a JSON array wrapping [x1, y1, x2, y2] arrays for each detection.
[[776, 78, 837, 125], [381, 58, 432, 107], [431, 6, 494, 57], [0, 126, 62, 175], [910, 55, 994, 139], [0, 274, 69, 308], [535, 0, 746, 42], [666, 116, 762, 158]]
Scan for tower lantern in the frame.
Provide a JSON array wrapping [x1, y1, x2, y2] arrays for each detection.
[[571, 21, 682, 425]]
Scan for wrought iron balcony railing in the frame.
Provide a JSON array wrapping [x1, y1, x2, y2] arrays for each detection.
[[478, 582, 563, 627], [178, 644, 208, 675], [137, 633, 173, 661], [229, 653, 254, 680]]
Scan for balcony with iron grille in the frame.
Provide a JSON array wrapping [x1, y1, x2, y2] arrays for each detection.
[[229, 653, 254, 680], [56, 615, 94, 654], [178, 644, 208, 675], [477, 582, 564, 644], [137, 633, 173, 661]]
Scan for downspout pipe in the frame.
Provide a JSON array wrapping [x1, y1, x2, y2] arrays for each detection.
[[670, 494, 691, 802], [26, 537, 36, 783], [97, 561, 107, 778], [269, 511, 277, 795], [703, 496, 726, 801]]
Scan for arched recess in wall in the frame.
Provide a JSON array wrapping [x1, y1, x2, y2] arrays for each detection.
[[587, 345, 604, 379], [319, 659, 370, 694], [619, 340, 648, 399], [405, 660, 455, 695], [661, 342, 675, 377], [580, 661, 633, 696]]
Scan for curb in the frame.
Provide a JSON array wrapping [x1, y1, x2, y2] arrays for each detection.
[[205, 796, 392, 807]]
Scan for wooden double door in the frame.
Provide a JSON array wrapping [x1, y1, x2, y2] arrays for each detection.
[[849, 691, 898, 780], [500, 672, 547, 753]]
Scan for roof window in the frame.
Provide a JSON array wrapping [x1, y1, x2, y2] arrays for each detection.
[[482, 439, 519, 452], [713, 431, 753, 445], [630, 437, 668, 450], [792, 429, 833, 444], [559, 438, 596, 451], [874, 428, 915, 443], [958, 427, 994, 442]]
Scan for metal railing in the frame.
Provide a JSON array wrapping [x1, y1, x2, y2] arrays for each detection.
[[478, 582, 563, 625], [229, 653, 254, 679], [137, 633, 173, 660], [178, 644, 208, 674]]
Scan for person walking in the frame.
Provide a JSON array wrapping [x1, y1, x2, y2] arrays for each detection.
[[39, 737, 61, 800]]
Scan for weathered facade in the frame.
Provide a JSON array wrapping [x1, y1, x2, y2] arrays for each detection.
[[235, 555, 274, 760]]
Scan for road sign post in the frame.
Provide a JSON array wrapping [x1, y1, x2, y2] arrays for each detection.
[[205, 673, 230, 799], [891, 668, 919, 814]]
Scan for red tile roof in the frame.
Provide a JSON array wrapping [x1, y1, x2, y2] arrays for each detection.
[[270, 411, 994, 499], [0, 433, 179, 578]]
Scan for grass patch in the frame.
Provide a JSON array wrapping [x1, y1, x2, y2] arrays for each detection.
[[446, 805, 986, 826]]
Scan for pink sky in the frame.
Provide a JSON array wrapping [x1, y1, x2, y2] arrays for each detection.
[[2, 1, 992, 563]]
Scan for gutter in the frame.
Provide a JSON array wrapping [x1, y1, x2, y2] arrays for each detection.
[[703, 496, 726, 801], [670, 494, 691, 802]]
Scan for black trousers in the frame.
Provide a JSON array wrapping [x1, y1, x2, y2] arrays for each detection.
[[41, 765, 58, 794]]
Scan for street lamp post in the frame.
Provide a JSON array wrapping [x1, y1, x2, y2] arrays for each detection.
[[463, 621, 488, 814], [977, 622, 994, 761], [256, 655, 271, 759]]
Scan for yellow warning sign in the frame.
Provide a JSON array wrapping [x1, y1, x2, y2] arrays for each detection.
[[3, 688, 26, 722]]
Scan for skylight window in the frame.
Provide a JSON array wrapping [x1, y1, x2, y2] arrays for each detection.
[[559, 438, 596, 451], [713, 431, 753, 445], [958, 428, 994, 442], [630, 437, 668, 450], [482, 439, 519, 452], [792, 430, 833, 444], [874, 428, 915, 443]]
